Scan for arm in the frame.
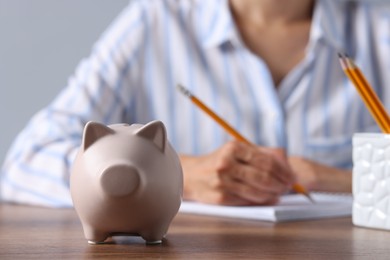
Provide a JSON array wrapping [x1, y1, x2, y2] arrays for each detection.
[[288, 156, 352, 193], [180, 142, 351, 206]]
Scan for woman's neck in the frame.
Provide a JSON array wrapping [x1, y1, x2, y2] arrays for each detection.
[[229, 0, 314, 26], [229, 0, 315, 87]]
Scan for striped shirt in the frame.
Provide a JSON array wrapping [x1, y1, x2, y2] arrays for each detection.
[[2, 0, 390, 207]]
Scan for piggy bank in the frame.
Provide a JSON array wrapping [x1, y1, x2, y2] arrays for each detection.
[[70, 120, 183, 244]]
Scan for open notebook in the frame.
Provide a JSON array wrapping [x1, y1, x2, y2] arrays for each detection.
[[179, 192, 353, 222]]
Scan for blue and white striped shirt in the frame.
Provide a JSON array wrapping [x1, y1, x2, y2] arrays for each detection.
[[2, 0, 390, 207]]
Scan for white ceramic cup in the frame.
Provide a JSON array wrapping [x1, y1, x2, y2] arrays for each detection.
[[352, 133, 390, 230]]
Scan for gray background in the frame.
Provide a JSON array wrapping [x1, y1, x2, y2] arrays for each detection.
[[0, 0, 129, 164]]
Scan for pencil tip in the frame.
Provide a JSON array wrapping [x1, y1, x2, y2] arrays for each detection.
[[337, 53, 343, 58], [307, 193, 316, 204], [176, 84, 192, 97], [293, 184, 315, 203]]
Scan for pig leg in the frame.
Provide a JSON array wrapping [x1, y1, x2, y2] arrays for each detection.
[[140, 232, 163, 245], [139, 222, 170, 244], [83, 225, 109, 244]]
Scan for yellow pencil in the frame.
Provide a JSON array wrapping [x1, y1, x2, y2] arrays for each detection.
[[338, 54, 390, 133], [177, 84, 314, 203]]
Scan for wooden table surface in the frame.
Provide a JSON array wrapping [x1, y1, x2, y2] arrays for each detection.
[[1, 203, 390, 259]]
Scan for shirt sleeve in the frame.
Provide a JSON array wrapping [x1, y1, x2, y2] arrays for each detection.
[[0, 0, 148, 207]]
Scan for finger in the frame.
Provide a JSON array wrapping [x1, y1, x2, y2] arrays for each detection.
[[205, 191, 256, 206], [251, 148, 295, 185], [227, 163, 290, 194], [206, 170, 280, 205], [214, 141, 292, 198], [221, 176, 281, 205], [266, 147, 287, 162], [228, 140, 255, 163], [228, 142, 295, 185]]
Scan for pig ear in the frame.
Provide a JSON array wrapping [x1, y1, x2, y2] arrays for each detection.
[[82, 121, 114, 151], [134, 120, 167, 152]]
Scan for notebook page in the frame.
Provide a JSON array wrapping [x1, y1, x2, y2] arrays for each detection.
[[179, 192, 353, 222]]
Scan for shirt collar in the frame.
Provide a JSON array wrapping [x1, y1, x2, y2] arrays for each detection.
[[197, 0, 238, 48], [197, 0, 351, 52], [308, 0, 351, 54]]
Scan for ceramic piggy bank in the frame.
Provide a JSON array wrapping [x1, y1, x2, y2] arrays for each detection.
[[70, 120, 183, 244]]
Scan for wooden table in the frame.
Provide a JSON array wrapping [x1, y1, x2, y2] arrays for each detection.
[[1, 204, 389, 259]]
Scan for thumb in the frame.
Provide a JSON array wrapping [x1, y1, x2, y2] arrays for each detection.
[[268, 148, 288, 163]]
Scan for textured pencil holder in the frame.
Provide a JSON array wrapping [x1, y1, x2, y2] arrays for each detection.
[[352, 133, 390, 230]]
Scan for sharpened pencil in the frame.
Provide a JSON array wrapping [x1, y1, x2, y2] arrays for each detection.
[[177, 83, 315, 203], [338, 53, 390, 133]]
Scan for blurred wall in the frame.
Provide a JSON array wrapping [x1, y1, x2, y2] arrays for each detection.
[[0, 0, 129, 163]]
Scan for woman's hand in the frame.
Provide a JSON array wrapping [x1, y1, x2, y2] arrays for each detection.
[[180, 140, 296, 206]]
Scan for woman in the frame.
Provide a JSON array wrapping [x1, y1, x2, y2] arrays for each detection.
[[2, 0, 389, 207]]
